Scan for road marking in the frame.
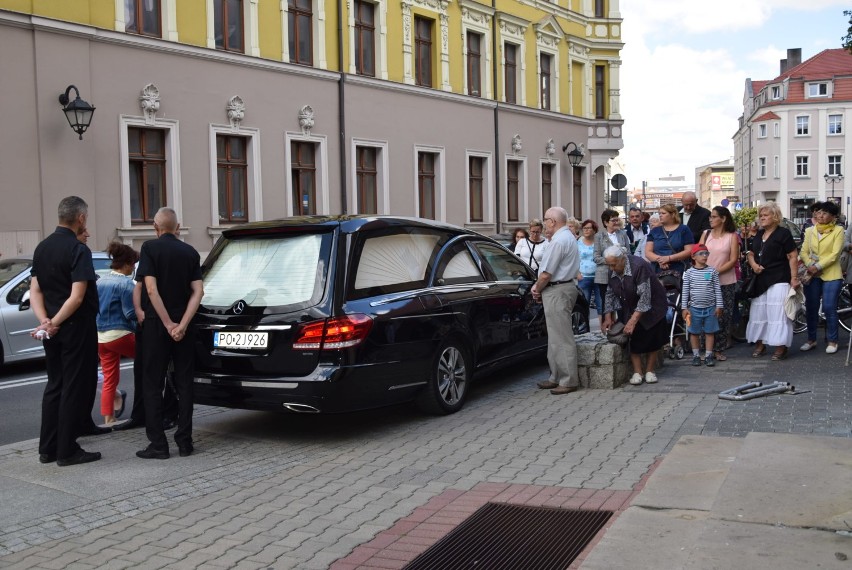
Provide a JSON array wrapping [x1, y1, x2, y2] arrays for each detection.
[[0, 363, 134, 390]]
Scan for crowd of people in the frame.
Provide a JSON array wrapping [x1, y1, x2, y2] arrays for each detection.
[[514, 193, 852, 393], [30, 196, 202, 466]]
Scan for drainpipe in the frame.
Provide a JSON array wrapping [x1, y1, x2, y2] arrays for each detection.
[[337, 0, 348, 213], [491, 0, 501, 233]]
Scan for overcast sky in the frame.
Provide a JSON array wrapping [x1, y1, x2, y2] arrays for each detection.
[[618, 0, 849, 189]]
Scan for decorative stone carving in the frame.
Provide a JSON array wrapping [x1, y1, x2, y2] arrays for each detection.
[[511, 134, 522, 154], [140, 84, 160, 125], [298, 105, 315, 135], [546, 139, 555, 158], [226, 96, 245, 131]]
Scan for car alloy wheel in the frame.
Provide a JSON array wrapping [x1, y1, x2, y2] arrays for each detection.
[[418, 341, 470, 415]]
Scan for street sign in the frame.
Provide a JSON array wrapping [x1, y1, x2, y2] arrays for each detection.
[[734, 203, 744, 211], [611, 174, 627, 190], [721, 199, 730, 207]]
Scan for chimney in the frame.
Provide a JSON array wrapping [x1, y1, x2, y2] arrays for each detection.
[[779, 48, 802, 74], [780, 58, 788, 74]]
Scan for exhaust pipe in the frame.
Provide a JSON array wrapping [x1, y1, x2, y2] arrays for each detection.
[[282, 403, 320, 413]]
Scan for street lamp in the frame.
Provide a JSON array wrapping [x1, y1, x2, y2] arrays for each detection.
[[562, 142, 585, 167], [58, 85, 96, 140], [824, 172, 844, 201]]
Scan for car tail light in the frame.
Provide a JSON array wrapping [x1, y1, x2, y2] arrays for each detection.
[[293, 314, 373, 350]]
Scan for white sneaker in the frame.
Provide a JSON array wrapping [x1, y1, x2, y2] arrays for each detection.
[[645, 372, 658, 384], [629, 373, 643, 385], [800, 341, 816, 351], [826, 344, 838, 354]]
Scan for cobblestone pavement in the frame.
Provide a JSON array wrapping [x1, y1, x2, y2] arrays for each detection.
[[0, 331, 849, 569]]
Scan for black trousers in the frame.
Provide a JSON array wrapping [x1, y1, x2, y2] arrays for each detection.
[[40, 318, 98, 459], [142, 319, 194, 451], [129, 320, 178, 424]]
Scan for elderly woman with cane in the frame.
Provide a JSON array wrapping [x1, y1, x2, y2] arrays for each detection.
[[601, 245, 670, 386]]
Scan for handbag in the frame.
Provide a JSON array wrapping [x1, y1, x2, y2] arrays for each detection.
[[606, 321, 629, 347], [742, 273, 758, 298], [784, 284, 804, 321]]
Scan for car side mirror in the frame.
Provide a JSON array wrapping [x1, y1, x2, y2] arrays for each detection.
[[19, 291, 31, 311]]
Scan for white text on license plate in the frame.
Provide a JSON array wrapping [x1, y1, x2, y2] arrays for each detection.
[[214, 331, 268, 349]]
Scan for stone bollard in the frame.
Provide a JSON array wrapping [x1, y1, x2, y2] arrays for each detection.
[[575, 332, 667, 389]]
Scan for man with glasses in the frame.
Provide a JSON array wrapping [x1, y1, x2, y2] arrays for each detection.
[[514, 219, 548, 275], [531, 207, 581, 395]]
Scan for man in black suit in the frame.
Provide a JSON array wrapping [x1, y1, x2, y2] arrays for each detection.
[[135, 208, 203, 460], [30, 196, 102, 466], [680, 191, 711, 243]]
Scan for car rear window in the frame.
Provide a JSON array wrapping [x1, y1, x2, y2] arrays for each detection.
[[0, 260, 31, 288], [202, 234, 327, 309]]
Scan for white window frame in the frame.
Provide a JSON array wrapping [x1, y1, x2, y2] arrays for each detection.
[[206, 0, 260, 56], [347, 0, 388, 79], [534, 17, 562, 113], [413, 145, 446, 221], [757, 124, 767, 138], [401, 0, 450, 90], [460, 0, 493, 99], [285, 132, 330, 215], [807, 82, 829, 98], [773, 122, 780, 138], [773, 155, 779, 179], [117, 116, 182, 234], [757, 157, 766, 179], [829, 114, 843, 136], [796, 115, 810, 136], [350, 138, 390, 214], [281, 0, 327, 68], [115, 0, 178, 40], [795, 155, 809, 178], [497, 14, 528, 106], [208, 124, 263, 231], [828, 155, 843, 177], [770, 85, 781, 100], [539, 158, 559, 211], [465, 151, 493, 224], [504, 155, 527, 224]]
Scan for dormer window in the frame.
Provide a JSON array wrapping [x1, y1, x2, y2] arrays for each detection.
[[808, 83, 828, 98], [770, 86, 781, 100]]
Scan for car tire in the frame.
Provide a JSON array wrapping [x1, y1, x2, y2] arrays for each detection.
[[416, 339, 470, 415], [572, 308, 589, 335]]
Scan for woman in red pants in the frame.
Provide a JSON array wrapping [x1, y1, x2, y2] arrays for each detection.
[[96, 242, 139, 426]]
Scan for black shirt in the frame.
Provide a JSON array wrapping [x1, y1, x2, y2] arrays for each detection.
[[136, 233, 202, 322], [751, 227, 796, 298], [30, 226, 98, 319]]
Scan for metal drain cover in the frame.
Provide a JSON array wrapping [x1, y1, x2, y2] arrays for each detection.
[[404, 502, 612, 569]]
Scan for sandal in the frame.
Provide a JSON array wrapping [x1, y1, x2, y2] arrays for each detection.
[[714, 351, 727, 362], [771, 348, 788, 361], [751, 343, 766, 358]]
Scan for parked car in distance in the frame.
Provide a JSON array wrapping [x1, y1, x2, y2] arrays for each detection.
[[0, 252, 111, 366], [780, 218, 803, 249], [192, 216, 588, 416]]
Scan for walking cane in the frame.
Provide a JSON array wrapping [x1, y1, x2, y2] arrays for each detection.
[[846, 320, 851, 367]]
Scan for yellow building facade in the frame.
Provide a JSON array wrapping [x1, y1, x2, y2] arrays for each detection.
[[0, 0, 623, 254]]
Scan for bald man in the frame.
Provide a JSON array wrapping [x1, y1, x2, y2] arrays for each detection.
[[135, 208, 203, 459], [680, 191, 711, 243]]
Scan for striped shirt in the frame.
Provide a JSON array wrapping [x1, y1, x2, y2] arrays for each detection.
[[681, 266, 723, 309]]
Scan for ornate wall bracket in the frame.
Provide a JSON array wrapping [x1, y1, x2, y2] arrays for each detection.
[[298, 105, 315, 135], [511, 134, 522, 155], [227, 96, 246, 131], [139, 84, 160, 125]]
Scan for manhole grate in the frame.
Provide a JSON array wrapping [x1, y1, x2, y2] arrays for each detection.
[[403, 502, 612, 570]]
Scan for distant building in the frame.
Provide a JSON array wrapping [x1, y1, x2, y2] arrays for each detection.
[[633, 176, 693, 210], [734, 48, 852, 225], [695, 158, 736, 209]]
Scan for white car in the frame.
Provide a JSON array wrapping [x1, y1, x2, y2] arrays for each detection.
[[0, 253, 111, 366]]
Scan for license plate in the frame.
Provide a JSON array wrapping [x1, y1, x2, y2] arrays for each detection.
[[213, 331, 268, 349]]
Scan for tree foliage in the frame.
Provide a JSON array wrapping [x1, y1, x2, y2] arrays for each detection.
[[732, 207, 758, 229], [843, 10, 852, 53]]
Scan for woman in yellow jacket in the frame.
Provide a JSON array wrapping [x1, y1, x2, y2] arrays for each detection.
[[800, 201, 846, 354]]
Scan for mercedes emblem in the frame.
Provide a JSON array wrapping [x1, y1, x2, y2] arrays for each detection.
[[233, 300, 246, 315]]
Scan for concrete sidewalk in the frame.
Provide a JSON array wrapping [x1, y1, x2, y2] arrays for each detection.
[[0, 331, 849, 569]]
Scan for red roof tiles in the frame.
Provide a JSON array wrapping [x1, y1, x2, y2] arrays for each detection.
[[753, 111, 780, 122]]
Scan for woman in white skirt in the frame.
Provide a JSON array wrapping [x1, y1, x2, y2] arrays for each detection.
[[745, 202, 800, 360]]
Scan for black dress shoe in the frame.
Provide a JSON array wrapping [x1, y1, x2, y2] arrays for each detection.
[[39, 453, 57, 464], [112, 419, 143, 431], [136, 446, 170, 460], [57, 449, 102, 467], [178, 444, 194, 457], [80, 425, 112, 436], [115, 390, 127, 419]]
